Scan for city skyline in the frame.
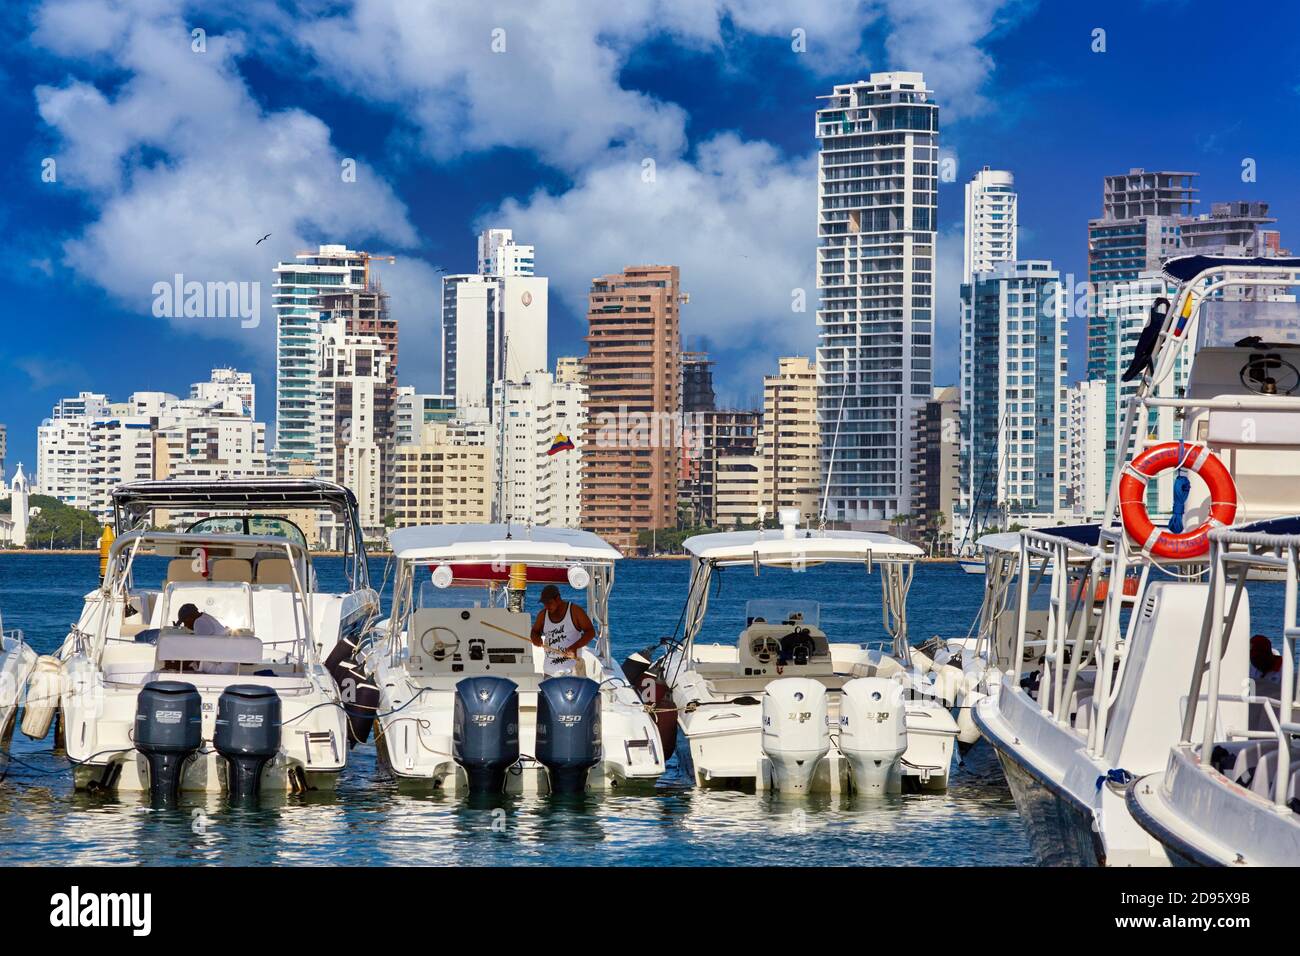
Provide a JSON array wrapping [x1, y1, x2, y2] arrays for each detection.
[[5, 1, 1300, 475]]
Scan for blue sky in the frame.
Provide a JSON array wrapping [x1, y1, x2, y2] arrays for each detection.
[[4, 0, 1299, 477]]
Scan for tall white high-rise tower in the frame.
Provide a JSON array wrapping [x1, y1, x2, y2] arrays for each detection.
[[816, 72, 938, 523]]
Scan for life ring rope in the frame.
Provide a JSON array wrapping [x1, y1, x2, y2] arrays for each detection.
[[1119, 442, 1237, 560]]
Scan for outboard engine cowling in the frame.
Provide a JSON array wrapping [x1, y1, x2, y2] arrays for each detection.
[[214, 684, 281, 801], [839, 677, 907, 794], [761, 678, 829, 793], [453, 677, 519, 793], [536, 677, 602, 794], [134, 680, 203, 803]]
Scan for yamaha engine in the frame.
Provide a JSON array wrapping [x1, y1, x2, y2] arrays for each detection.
[[536, 677, 602, 794], [453, 677, 519, 793], [214, 684, 281, 801], [134, 680, 203, 804]]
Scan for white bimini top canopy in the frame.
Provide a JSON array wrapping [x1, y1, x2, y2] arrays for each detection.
[[683, 529, 923, 565], [388, 524, 622, 565]]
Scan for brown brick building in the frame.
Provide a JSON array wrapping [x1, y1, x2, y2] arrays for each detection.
[[580, 265, 683, 552]]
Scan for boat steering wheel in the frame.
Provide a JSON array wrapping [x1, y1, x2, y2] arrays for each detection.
[[419, 626, 461, 660], [1240, 353, 1300, 396]]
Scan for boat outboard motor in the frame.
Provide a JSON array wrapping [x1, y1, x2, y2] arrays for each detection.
[[536, 677, 602, 794], [336, 660, 381, 745], [134, 680, 203, 804], [760, 678, 829, 793], [453, 677, 519, 793], [214, 684, 281, 801], [621, 642, 677, 759], [839, 677, 907, 795]]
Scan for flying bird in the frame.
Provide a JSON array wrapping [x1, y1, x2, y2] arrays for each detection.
[[256, 233, 271, 245]]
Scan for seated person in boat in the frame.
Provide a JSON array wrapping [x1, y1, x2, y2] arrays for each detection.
[[529, 584, 595, 677], [175, 603, 230, 637], [172, 603, 237, 675]]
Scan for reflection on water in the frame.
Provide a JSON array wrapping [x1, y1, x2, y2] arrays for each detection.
[[0, 554, 1041, 866], [0, 738, 1030, 866]]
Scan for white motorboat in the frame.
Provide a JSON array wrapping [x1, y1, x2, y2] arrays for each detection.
[[1128, 516, 1300, 866], [658, 513, 959, 794], [974, 254, 1300, 865], [362, 524, 667, 794], [0, 610, 38, 779], [28, 479, 380, 797]]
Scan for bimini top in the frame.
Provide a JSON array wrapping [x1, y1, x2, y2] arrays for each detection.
[[975, 531, 1021, 554], [113, 478, 359, 526], [388, 524, 622, 564], [1162, 254, 1300, 283], [683, 529, 923, 564]]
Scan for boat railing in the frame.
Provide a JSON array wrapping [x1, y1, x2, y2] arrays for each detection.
[[1011, 530, 1104, 728], [1181, 521, 1299, 815]]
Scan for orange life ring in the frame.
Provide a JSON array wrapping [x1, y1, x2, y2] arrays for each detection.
[[1118, 442, 1237, 559]]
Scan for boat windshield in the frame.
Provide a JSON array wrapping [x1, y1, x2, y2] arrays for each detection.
[[1196, 299, 1300, 349], [186, 515, 308, 549], [745, 598, 820, 629]]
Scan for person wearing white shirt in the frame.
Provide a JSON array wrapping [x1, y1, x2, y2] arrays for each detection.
[[174, 603, 236, 674]]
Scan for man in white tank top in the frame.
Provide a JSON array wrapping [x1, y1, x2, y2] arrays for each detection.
[[529, 584, 596, 677]]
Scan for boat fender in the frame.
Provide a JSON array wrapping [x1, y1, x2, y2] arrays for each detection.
[[20, 655, 64, 740], [336, 660, 380, 745]]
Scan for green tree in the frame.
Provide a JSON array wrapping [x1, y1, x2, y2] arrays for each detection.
[[22, 495, 104, 550]]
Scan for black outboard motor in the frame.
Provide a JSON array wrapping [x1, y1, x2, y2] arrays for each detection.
[[453, 677, 519, 793], [134, 680, 203, 804], [213, 685, 282, 801], [535, 677, 602, 794]]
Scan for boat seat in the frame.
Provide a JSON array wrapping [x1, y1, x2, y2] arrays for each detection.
[[166, 558, 206, 583], [210, 559, 253, 582], [1248, 743, 1300, 799], [256, 558, 295, 586], [155, 632, 264, 668]]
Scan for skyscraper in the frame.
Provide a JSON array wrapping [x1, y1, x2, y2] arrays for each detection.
[[960, 167, 1018, 516], [1086, 170, 1198, 481], [441, 229, 548, 416], [816, 72, 938, 524], [963, 167, 1018, 285], [271, 245, 371, 471], [581, 265, 683, 552], [758, 356, 822, 521], [961, 261, 1067, 534]]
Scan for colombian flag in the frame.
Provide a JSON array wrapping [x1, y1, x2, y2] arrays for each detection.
[[547, 432, 575, 456]]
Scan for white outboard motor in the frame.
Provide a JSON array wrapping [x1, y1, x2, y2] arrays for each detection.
[[761, 678, 829, 793], [839, 677, 907, 795]]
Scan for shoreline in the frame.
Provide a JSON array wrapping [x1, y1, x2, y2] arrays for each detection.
[[3, 549, 963, 562]]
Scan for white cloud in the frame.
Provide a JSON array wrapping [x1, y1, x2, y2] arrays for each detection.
[[32, 1, 426, 358], [294, 0, 1014, 172], [484, 134, 817, 374]]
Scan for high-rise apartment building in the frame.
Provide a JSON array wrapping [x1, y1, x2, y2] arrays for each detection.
[[389, 421, 493, 528], [964, 168, 1017, 285], [555, 356, 585, 385], [394, 388, 456, 446], [37, 370, 268, 524], [1065, 379, 1108, 519], [1179, 200, 1286, 257], [271, 244, 371, 471], [683, 409, 760, 527], [960, 167, 1018, 496], [478, 228, 535, 277], [758, 357, 822, 522], [581, 265, 683, 552], [816, 72, 938, 523], [960, 261, 1067, 535], [494, 372, 585, 528], [441, 230, 548, 415], [912, 385, 960, 552], [681, 352, 717, 414]]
